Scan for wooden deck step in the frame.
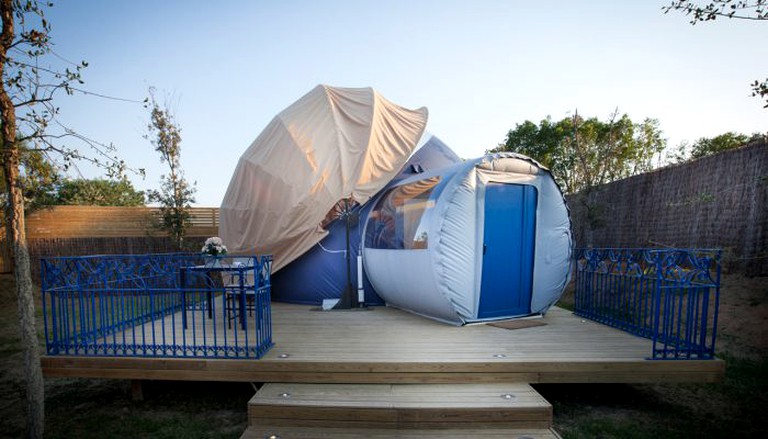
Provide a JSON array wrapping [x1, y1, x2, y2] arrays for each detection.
[[247, 383, 553, 432], [241, 425, 562, 438]]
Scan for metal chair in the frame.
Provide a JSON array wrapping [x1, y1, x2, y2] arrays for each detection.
[[224, 259, 257, 329]]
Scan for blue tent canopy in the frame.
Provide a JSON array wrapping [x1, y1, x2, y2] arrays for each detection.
[[271, 134, 461, 304]]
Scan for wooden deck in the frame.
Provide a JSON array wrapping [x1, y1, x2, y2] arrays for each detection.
[[41, 302, 724, 384]]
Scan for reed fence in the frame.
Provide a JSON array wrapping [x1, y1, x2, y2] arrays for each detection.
[[1, 206, 219, 274]]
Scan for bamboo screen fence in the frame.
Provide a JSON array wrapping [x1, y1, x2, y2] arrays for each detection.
[[0, 206, 219, 273], [567, 138, 767, 275]]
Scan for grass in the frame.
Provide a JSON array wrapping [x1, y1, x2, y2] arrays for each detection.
[[535, 354, 768, 438], [43, 379, 251, 439], [542, 272, 768, 438], [1, 272, 766, 438]]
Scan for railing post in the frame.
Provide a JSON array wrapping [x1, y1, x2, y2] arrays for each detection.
[[41, 259, 57, 355], [709, 251, 722, 358]]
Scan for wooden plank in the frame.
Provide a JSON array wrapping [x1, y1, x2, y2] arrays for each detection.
[[242, 425, 562, 439], [40, 353, 725, 376], [41, 363, 724, 384], [251, 383, 549, 408], [40, 366, 541, 383], [249, 383, 552, 429]]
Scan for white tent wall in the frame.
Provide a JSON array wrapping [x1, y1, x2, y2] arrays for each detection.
[[431, 163, 478, 321], [525, 170, 573, 312], [362, 249, 462, 325]]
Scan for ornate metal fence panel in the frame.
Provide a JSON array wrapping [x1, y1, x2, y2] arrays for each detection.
[[575, 248, 721, 360], [41, 253, 273, 359]]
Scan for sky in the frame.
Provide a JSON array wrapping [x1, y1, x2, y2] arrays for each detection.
[[37, 0, 767, 206]]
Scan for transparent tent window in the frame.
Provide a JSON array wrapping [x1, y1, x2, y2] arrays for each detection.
[[365, 177, 441, 250]]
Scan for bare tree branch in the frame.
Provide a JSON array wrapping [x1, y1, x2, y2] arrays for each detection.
[[663, 0, 768, 23]]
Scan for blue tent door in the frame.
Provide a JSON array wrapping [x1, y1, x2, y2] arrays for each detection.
[[478, 183, 537, 319]]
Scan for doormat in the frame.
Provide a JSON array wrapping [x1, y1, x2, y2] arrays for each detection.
[[488, 319, 547, 330]]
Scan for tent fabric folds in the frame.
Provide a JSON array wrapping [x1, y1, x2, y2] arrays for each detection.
[[220, 85, 428, 271]]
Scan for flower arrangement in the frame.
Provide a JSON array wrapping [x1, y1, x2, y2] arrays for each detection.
[[201, 237, 228, 256]]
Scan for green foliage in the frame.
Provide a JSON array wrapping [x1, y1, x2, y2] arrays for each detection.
[[54, 178, 145, 206], [690, 131, 750, 159], [145, 89, 196, 249], [149, 177, 195, 249], [491, 111, 666, 194], [669, 131, 762, 163], [0, 145, 60, 211], [1, 155, 145, 211]]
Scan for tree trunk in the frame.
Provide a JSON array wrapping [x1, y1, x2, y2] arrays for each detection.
[[6, 185, 43, 439], [1, 1, 45, 437]]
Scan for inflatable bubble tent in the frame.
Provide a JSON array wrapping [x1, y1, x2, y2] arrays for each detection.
[[220, 85, 573, 325], [362, 153, 573, 325]]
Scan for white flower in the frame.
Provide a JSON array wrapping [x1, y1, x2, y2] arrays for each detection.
[[202, 237, 228, 256]]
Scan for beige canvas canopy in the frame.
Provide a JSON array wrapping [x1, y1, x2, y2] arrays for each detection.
[[219, 85, 428, 271]]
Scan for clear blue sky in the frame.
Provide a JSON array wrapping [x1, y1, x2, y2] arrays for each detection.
[[43, 0, 766, 206]]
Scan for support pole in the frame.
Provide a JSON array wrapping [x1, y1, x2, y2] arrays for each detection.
[[333, 199, 357, 309]]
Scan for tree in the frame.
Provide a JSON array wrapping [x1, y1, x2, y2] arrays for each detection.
[[668, 131, 763, 162], [663, 1, 767, 108], [491, 110, 666, 245], [663, 0, 767, 22], [492, 111, 666, 194], [690, 131, 751, 158], [54, 177, 145, 206], [1, 2, 140, 437], [145, 90, 195, 250], [0, 145, 59, 211]]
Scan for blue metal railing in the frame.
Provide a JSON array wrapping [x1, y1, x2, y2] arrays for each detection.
[[41, 253, 273, 359], [574, 248, 721, 360]]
